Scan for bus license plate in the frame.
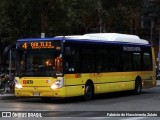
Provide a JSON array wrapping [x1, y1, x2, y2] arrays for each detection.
[[33, 92, 40, 96]]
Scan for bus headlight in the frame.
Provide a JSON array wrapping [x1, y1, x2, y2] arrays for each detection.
[[14, 79, 22, 89], [51, 77, 64, 89]]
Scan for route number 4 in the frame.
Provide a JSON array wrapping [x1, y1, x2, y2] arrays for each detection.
[[22, 43, 27, 49]]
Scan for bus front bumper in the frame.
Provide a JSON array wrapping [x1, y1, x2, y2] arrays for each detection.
[[15, 87, 65, 97]]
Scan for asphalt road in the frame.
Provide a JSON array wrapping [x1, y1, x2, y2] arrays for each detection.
[[0, 84, 160, 120]]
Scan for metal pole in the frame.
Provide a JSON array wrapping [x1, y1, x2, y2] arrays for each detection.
[[151, 25, 153, 45], [150, 14, 153, 46], [9, 50, 11, 75], [159, 27, 160, 70], [150, 17, 153, 46]]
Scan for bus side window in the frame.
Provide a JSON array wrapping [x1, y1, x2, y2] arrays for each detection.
[[80, 49, 95, 73], [123, 53, 132, 71], [65, 49, 77, 73], [133, 53, 141, 71], [97, 65, 102, 73], [65, 60, 75, 72], [143, 53, 152, 70]]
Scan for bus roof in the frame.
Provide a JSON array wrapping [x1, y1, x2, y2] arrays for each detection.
[[17, 33, 149, 45], [61, 33, 149, 45]]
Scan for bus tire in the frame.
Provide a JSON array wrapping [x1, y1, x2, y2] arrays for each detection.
[[84, 82, 94, 100], [134, 78, 142, 95]]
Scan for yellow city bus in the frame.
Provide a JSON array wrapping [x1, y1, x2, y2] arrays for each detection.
[[14, 33, 156, 100]]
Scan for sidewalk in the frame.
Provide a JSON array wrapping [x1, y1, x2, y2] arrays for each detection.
[[0, 91, 15, 98], [0, 93, 15, 99]]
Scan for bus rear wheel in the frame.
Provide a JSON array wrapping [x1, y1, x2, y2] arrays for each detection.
[[134, 79, 142, 95], [84, 83, 94, 100]]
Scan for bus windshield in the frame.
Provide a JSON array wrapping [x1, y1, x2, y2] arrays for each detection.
[[16, 49, 63, 77]]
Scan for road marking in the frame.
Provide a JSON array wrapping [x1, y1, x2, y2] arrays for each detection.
[[87, 117, 147, 120], [120, 117, 147, 120], [87, 117, 111, 120]]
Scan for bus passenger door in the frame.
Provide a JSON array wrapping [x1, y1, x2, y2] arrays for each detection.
[[94, 53, 109, 93]]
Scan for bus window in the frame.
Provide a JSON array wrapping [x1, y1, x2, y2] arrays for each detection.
[[143, 53, 152, 70], [133, 53, 141, 71], [109, 53, 123, 72], [78, 48, 95, 73], [123, 53, 132, 71], [65, 49, 77, 73]]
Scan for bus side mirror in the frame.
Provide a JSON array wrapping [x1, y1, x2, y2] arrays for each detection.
[[65, 47, 71, 56]]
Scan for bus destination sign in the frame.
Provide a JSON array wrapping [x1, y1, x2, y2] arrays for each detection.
[[20, 41, 61, 50]]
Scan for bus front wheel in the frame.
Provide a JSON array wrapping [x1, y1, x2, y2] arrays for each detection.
[[84, 83, 94, 100]]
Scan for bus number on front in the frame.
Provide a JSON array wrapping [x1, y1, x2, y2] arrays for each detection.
[[22, 43, 28, 49]]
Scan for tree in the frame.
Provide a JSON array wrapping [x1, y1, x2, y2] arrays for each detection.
[[0, 0, 145, 43], [0, 0, 42, 44]]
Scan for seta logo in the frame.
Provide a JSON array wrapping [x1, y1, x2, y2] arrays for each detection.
[[23, 80, 33, 85]]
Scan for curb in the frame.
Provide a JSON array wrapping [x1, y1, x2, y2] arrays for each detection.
[[0, 93, 16, 99]]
